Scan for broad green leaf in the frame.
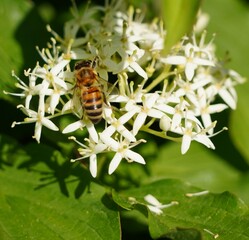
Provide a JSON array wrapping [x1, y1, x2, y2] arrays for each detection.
[[0, 0, 51, 102], [0, 134, 121, 240], [149, 142, 249, 204], [149, 142, 241, 192], [106, 141, 244, 198], [0, 0, 30, 100], [113, 179, 249, 240], [162, 0, 201, 54]]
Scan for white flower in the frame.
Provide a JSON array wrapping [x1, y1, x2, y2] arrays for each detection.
[[195, 87, 228, 134], [102, 107, 137, 142], [34, 62, 70, 91], [121, 49, 148, 79], [174, 74, 211, 106], [13, 104, 59, 143], [176, 120, 215, 154], [162, 43, 215, 81], [45, 85, 70, 115], [4, 69, 39, 109], [69, 136, 107, 178], [99, 134, 146, 175], [144, 194, 179, 215], [206, 78, 238, 110], [125, 93, 164, 135], [62, 120, 99, 143]]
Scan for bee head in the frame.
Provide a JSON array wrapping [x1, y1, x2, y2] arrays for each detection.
[[74, 57, 98, 70]]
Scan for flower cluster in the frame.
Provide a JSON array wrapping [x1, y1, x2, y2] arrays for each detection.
[[6, 1, 244, 177]]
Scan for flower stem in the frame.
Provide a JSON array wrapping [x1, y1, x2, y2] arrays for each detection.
[[140, 125, 182, 142], [144, 66, 172, 92]]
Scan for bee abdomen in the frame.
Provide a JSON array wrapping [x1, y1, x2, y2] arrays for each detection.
[[83, 88, 103, 124]]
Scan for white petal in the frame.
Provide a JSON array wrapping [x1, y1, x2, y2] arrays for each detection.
[[185, 62, 196, 81], [101, 125, 116, 138], [49, 93, 60, 115], [89, 155, 97, 178], [103, 107, 113, 121], [19, 105, 37, 117], [148, 109, 164, 119], [219, 89, 236, 109], [133, 112, 147, 135], [51, 59, 69, 76], [41, 118, 59, 131], [129, 61, 148, 80], [144, 194, 162, 206], [197, 87, 206, 107], [86, 124, 99, 143], [193, 57, 214, 67], [174, 88, 186, 98], [194, 134, 215, 149], [147, 205, 163, 215], [53, 76, 69, 90], [109, 153, 122, 174], [185, 111, 203, 127], [100, 135, 119, 150], [155, 104, 175, 115], [171, 112, 182, 130], [25, 95, 32, 109], [62, 120, 84, 133], [161, 56, 187, 65], [125, 101, 141, 111], [125, 150, 146, 164], [186, 93, 199, 107], [62, 99, 73, 113], [181, 134, 192, 154], [145, 93, 159, 108], [119, 109, 137, 124], [95, 143, 108, 153], [109, 95, 129, 103], [208, 104, 228, 114], [34, 122, 42, 143], [117, 125, 136, 142], [201, 113, 213, 135]]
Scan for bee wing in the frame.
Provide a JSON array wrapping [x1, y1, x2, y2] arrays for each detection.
[[97, 77, 119, 97], [72, 86, 84, 118], [107, 81, 119, 96]]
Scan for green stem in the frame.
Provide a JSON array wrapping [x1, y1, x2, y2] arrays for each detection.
[[47, 110, 72, 119], [144, 66, 172, 92], [140, 125, 182, 142]]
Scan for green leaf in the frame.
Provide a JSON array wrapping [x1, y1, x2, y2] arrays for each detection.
[[107, 141, 243, 197], [162, 0, 201, 54], [113, 179, 249, 240], [0, 0, 30, 100], [0, 0, 51, 102], [149, 142, 241, 192], [0, 134, 121, 239]]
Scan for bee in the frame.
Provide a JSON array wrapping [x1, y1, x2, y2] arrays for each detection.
[[74, 58, 111, 124]]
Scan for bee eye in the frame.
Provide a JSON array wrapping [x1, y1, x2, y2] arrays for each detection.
[[74, 62, 82, 70]]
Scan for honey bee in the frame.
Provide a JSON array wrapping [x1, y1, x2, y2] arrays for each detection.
[[74, 58, 111, 124]]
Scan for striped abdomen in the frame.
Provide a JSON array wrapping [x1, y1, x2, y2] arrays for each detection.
[[82, 86, 103, 124]]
